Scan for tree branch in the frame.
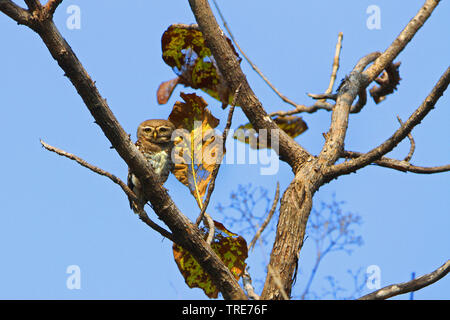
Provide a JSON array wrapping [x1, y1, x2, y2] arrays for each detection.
[[396, 116, 415, 162], [44, 0, 63, 17], [359, 260, 450, 300], [327, 66, 450, 179], [0, 0, 32, 26], [1, 4, 246, 300], [363, 0, 441, 82], [341, 150, 450, 174]]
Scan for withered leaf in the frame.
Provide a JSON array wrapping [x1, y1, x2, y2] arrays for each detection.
[[157, 77, 179, 105], [234, 115, 308, 149], [168, 93, 222, 204], [173, 221, 248, 299], [159, 24, 240, 106], [369, 61, 401, 104]]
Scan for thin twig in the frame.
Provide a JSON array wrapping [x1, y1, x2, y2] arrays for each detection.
[[40, 140, 176, 242], [273, 32, 343, 116], [341, 150, 450, 174], [396, 115, 415, 162], [327, 66, 450, 179], [359, 260, 450, 300], [44, 0, 63, 16], [242, 268, 260, 300], [325, 32, 343, 95], [0, 0, 32, 25], [211, 0, 300, 109], [24, 0, 41, 11], [195, 84, 241, 227], [248, 182, 280, 251]]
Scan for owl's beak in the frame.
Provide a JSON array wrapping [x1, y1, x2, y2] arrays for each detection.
[[153, 131, 158, 140]]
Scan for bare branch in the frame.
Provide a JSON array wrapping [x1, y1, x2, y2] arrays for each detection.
[[396, 116, 415, 162], [24, 0, 41, 11], [270, 32, 343, 116], [248, 182, 280, 251], [363, 0, 441, 82], [325, 32, 343, 95], [188, 0, 311, 173], [341, 150, 450, 174], [0, 0, 32, 26], [242, 268, 260, 300], [359, 260, 450, 300], [327, 66, 450, 179], [39, 140, 175, 242], [44, 0, 63, 16]]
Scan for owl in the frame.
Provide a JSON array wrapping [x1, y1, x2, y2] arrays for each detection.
[[127, 119, 175, 213]]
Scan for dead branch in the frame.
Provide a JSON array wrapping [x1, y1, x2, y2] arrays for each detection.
[[325, 32, 343, 95], [363, 0, 441, 82], [341, 150, 450, 174], [0, 0, 31, 25], [242, 268, 260, 300], [44, 0, 63, 17], [396, 116, 415, 162], [359, 260, 450, 300]]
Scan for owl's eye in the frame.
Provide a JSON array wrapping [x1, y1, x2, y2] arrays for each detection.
[[143, 127, 153, 133], [158, 127, 169, 133]]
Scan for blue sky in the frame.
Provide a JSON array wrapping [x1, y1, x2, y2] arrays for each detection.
[[0, 0, 448, 299]]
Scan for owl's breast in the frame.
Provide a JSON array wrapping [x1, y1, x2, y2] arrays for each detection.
[[144, 150, 172, 182]]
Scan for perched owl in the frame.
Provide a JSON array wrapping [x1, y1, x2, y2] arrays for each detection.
[[127, 119, 175, 213]]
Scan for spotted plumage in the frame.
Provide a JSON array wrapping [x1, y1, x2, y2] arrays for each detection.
[[127, 119, 175, 213]]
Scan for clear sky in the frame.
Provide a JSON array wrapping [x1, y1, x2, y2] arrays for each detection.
[[0, 0, 448, 299]]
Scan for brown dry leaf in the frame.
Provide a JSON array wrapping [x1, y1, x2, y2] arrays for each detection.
[[369, 61, 401, 104], [173, 220, 248, 299], [234, 115, 308, 149], [168, 92, 221, 205], [157, 77, 180, 105]]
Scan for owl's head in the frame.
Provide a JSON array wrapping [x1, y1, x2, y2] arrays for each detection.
[[137, 119, 175, 144]]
